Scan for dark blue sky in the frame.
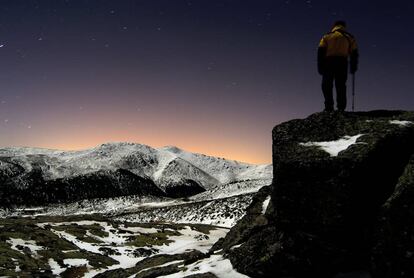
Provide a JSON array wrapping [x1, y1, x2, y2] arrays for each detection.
[[0, 0, 413, 163]]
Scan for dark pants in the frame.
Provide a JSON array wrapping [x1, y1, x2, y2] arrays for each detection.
[[322, 57, 348, 111]]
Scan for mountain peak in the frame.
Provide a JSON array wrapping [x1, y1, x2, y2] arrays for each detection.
[[97, 142, 143, 148], [159, 145, 184, 154]]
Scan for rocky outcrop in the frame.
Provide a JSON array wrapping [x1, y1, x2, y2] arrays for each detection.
[[218, 110, 414, 277], [210, 185, 272, 254], [372, 155, 414, 278]]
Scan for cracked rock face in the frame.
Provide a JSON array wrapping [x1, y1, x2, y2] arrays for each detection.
[[220, 110, 414, 277]]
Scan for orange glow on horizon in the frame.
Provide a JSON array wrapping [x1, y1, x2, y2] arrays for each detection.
[[1, 104, 275, 165], [23, 139, 271, 165]]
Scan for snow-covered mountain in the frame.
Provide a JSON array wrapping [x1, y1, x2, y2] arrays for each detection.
[[0, 142, 272, 206]]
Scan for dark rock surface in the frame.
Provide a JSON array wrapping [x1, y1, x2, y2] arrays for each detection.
[[163, 179, 206, 198], [372, 155, 414, 278], [218, 110, 414, 277], [210, 185, 272, 254], [184, 273, 218, 278]]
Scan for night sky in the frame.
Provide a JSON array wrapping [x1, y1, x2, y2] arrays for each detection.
[[0, 0, 413, 164]]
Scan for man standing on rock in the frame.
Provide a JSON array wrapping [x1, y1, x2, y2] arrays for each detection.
[[318, 20, 359, 112]]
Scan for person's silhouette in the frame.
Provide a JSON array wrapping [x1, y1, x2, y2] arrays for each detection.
[[318, 21, 359, 112]]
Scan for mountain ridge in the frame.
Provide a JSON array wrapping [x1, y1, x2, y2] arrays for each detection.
[[0, 142, 272, 207]]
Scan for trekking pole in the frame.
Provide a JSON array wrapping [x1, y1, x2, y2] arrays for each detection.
[[352, 73, 356, 112]]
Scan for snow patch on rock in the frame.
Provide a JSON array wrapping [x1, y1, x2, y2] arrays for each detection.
[[262, 196, 271, 214], [300, 134, 364, 157]]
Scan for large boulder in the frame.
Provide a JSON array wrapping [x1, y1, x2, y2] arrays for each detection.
[[220, 111, 414, 277], [372, 155, 414, 278]]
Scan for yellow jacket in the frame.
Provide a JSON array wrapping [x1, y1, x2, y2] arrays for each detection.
[[319, 25, 358, 57], [317, 25, 359, 74]]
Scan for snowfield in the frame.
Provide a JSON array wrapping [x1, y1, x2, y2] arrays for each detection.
[[12, 219, 231, 277]]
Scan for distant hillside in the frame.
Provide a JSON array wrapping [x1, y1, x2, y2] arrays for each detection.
[[0, 142, 272, 206]]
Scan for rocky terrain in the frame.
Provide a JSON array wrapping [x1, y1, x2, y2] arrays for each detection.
[[0, 144, 271, 277], [0, 215, 232, 277]]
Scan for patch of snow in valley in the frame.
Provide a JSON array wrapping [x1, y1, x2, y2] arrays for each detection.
[[158, 255, 249, 278], [6, 238, 45, 256], [389, 120, 413, 127], [157, 226, 228, 255], [48, 258, 65, 275], [300, 134, 364, 157], [137, 260, 184, 274], [63, 258, 90, 268], [118, 225, 159, 234]]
